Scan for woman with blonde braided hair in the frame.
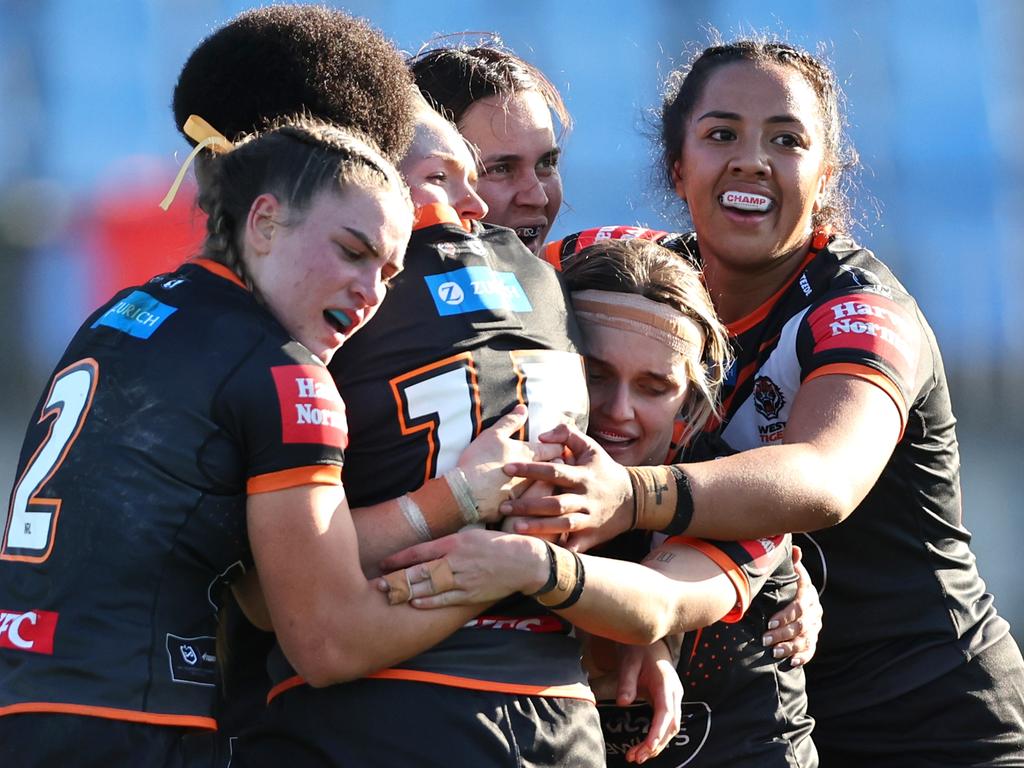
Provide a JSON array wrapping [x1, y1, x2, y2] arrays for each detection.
[[0, 114, 537, 767]]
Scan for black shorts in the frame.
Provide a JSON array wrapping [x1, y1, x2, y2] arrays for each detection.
[[234, 678, 605, 768], [0, 713, 222, 768], [813, 634, 1024, 767]]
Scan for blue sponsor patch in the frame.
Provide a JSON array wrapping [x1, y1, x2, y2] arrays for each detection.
[[423, 266, 532, 316], [91, 290, 177, 339]]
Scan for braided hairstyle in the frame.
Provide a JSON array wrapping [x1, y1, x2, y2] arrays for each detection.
[[410, 41, 571, 133], [562, 238, 732, 446], [198, 116, 411, 289], [172, 4, 415, 162], [660, 38, 858, 233]]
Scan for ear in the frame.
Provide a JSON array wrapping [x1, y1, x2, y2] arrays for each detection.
[[245, 193, 281, 257], [812, 164, 834, 214], [671, 160, 686, 202]]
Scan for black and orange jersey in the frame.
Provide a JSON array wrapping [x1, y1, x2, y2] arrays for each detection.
[[711, 233, 1011, 718], [0, 259, 346, 729], [556, 226, 1013, 722], [266, 204, 591, 702], [599, 435, 815, 767]]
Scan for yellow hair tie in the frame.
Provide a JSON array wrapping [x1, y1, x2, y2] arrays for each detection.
[[159, 115, 234, 211]]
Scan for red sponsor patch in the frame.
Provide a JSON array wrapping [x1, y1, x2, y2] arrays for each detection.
[[0, 609, 58, 654], [807, 293, 919, 384], [574, 226, 669, 252], [270, 365, 348, 448], [466, 614, 568, 633], [738, 535, 785, 570]]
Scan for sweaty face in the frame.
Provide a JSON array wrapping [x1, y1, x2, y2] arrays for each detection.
[[674, 61, 832, 280], [458, 90, 562, 254], [400, 110, 488, 221], [584, 318, 704, 467], [246, 185, 411, 364]]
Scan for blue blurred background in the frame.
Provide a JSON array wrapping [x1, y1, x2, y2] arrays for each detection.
[[1, 1, 1021, 636]]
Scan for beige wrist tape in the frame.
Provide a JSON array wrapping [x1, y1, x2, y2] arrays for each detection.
[[534, 545, 585, 609], [626, 465, 695, 535], [445, 468, 480, 525], [406, 476, 460, 538]]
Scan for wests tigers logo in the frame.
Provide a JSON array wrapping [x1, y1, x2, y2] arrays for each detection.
[[753, 376, 785, 420]]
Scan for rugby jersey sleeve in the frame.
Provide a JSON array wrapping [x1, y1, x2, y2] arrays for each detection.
[[664, 535, 790, 622], [220, 339, 347, 495], [797, 285, 929, 427]]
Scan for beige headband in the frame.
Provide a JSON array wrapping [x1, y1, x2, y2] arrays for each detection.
[[159, 115, 235, 211], [571, 289, 700, 357]]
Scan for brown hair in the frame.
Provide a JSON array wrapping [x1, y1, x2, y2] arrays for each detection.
[[563, 238, 732, 445], [198, 116, 410, 288], [660, 37, 858, 233]]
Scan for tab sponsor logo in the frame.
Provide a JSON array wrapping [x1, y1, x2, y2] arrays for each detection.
[[270, 364, 348, 447], [0, 609, 58, 654], [424, 266, 532, 316], [91, 290, 177, 339]]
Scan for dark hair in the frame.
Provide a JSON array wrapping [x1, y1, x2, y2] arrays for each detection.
[[409, 41, 571, 134], [660, 38, 858, 233], [562, 238, 731, 443], [199, 116, 410, 288], [172, 5, 416, 162]]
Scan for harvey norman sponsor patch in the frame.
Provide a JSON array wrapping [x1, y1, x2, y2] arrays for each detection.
[[424, 266, 532, 316], [91, 290, 177, 339], [270, 364, 348, 447], [0, 609, 58, 654], [807, 292, 919, 384]]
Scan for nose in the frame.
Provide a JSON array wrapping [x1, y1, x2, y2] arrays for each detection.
[[458, 181, 488, 221], [599, 381, 634, 423], [352, 266, 386, 308], [728, 137, 770, 178], [514, 172, 549, 209]]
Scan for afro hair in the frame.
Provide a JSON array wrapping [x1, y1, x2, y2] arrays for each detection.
[[172, 4, 415, 161]]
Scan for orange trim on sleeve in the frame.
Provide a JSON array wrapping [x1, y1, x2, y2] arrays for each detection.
[[267, 669, 595, 704], [541, 240, 564, 270], [665, 536, 751, 623], [0, 702, 217, 730], [247, 465, 342, 495], [413, 202, 471, 233], [189, 257, 248, 290], [803, 362, 908, 437]]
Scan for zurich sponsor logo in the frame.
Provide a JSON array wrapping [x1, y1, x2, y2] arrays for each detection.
[[92, 290, 177, 339], [424, 266, 532, 316]]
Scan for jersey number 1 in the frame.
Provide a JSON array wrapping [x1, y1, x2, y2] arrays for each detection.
[[3, 358, 98, 563]]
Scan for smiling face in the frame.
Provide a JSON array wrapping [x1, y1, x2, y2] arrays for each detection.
[[673, 60, 832, 278], [584, 318, 704, 467], [458, 90, 562, 254], [245, 185, 411, 364], [400, 107, 488, 221]]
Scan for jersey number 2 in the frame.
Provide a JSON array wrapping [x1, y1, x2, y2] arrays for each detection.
[[3, 358, 98, 563]]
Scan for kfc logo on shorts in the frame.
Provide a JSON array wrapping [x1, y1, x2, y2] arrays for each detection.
[[270, 365, 348, 447], [753, 376, 786, 420], [0, 609, 58, 654]]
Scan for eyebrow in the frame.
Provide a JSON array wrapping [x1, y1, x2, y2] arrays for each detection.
[[697, 109, 805, 125], [342, 227, 379, 259]]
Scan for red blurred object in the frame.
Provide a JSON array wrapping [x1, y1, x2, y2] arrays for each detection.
[[88, 174, 206, 308]]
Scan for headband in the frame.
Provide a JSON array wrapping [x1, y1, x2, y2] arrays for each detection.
[[571, 289, 701, 357], [159, 115, 235, 211]]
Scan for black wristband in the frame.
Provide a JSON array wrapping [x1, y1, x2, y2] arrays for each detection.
[[546, 551, 586, 610], [529, 540, 559, 597], [662, 466, 694, 535]]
